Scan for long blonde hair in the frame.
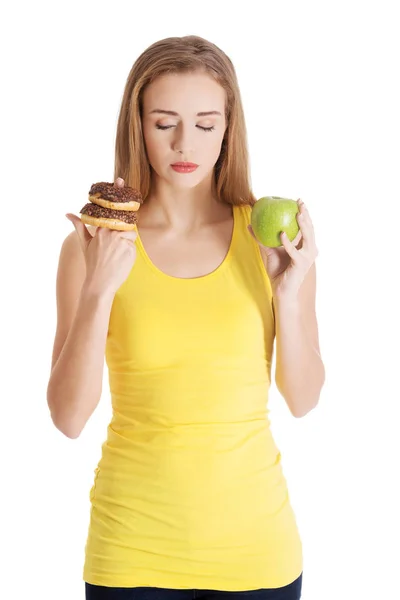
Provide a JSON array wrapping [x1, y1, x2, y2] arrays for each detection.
[[114, 35, 256, 207]]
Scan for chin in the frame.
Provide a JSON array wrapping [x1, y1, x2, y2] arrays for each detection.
[[168, 175, 205, 189]]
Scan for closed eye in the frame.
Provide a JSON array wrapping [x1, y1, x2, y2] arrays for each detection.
[[156, 124, 215, 132]]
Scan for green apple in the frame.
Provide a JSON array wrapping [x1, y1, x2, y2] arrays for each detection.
[[251, 196, 299, 247]]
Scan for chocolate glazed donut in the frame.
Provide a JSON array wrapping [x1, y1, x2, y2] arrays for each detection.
[[80, 181, 143, 231]]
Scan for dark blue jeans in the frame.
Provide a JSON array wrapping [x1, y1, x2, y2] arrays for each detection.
[[85, 573, 302, 600]]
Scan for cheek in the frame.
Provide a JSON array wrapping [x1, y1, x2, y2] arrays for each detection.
[[206, 135, 225, 161], [143, 129, 163, 163]]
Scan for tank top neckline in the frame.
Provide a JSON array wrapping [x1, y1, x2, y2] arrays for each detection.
[[135, 204, 239, 283]]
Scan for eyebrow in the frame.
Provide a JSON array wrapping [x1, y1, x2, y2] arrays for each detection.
[[149, 109, 222, 117]]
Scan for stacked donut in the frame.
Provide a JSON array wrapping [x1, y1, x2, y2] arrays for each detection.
[[80, 182, 143, 231]]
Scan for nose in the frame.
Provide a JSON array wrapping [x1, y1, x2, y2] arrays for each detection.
[[172, 123, 195, 156]]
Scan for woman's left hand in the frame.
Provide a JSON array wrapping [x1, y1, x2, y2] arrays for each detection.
[[248, 199, 318, 299]]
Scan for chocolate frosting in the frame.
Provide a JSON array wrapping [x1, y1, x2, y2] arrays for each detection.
[[80, 202, 138, 224], [89, 182, 143, 204]]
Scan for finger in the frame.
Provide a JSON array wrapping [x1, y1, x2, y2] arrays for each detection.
[[296, 201, 315, 252], [281, 231, 300, 261], [292, 229, 303, 248], [66, 213, 92, 250], [93, 225, 137, 241], [118, 228, 138, 242], [115, 177, 125, 187], [122, 238, 137, 250]]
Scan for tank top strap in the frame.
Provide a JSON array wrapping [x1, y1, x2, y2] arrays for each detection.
[[232, 204, 273, 297]]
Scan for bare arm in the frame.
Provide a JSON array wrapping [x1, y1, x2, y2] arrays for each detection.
[[47, 230, 114, 439], [273, 263, 325, 417]]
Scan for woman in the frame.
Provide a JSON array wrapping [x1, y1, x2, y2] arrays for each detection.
[[48, 35, 325, 600]]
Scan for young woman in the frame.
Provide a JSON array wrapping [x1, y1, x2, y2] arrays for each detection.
[[48, 35, 324, 600]]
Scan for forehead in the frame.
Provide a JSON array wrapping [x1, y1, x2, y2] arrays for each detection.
[[142, 72, 226, 113]]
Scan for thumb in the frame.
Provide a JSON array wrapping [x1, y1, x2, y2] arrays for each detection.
[[66, 213, 92, 251]]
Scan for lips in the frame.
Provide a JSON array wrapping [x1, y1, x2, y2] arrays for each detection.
[[171, 162, 199, 173]]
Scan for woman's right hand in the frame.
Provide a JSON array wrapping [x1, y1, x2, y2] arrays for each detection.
[[66, 177, 138, 298]]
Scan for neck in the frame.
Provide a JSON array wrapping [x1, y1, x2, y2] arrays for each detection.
[[141, 172, 223, 233]]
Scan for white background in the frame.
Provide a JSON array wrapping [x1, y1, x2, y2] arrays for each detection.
[[1, 1, 399, 598]]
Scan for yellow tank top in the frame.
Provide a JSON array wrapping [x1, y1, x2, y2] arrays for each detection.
[[83, 204, 303, 590]]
